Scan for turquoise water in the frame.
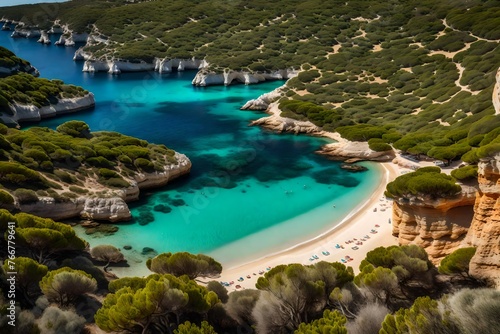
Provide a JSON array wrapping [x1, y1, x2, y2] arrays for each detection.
[[0, 29, 382, 268]]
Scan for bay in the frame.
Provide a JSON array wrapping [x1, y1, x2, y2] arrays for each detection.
[[0, 30, 381, 270]]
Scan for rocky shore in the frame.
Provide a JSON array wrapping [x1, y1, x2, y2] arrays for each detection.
[[17, 152, 192, 223], [0, 93, 96, 128]]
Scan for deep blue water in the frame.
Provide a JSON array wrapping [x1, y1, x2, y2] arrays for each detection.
[[0, 30, 382, 269]]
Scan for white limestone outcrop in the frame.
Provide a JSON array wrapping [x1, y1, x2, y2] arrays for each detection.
[[1, 93, 95, 127], [13, 153, 191, 222], [241, 86, 284, 110], [317, 140, 395, 162], [11, 27, 41, 38], [55, 32, 88, 46], [73, 47, 93, 61], [37, 31, 51, 44], [154, 58, 206, 73], [192, 69, 298, 86], [493, 67, 500, 115], [249, 102, 321, 134], [83, 59, 156, 73]]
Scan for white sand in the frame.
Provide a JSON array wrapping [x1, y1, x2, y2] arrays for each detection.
[[215, 162, 403, 291]]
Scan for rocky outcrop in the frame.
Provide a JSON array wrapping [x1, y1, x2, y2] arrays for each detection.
[[83, 59, 156, 74], [37, 31, 51, 45], [11, 26, 41, 38], [250, 102, 321, 134], [317, 140, 395, 162], [0, 93, 95, 127], [47, 25, 64, 34], [55, 32, 88, 46], [463, 154, 500, 286], [16, 152, 191, 222], [392, 185, 477, 263], [73, 48, 93, 61], [0, 63, 39, 78], [241, 86, 283, 110], [192, 69, 298, 86], [154, 58, 206, 73], [493, 67, 500, 115]]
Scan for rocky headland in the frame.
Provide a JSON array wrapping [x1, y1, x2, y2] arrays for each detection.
[[0, 93, 96, 128], [391, 184, 477, 263], [463, 154, 500, 286], [15, 152, 191, 223]]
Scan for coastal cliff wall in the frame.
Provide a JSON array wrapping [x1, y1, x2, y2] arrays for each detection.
[[1, 93, 96, 127], [463, 154, 500, 286], [17, 152, 191, 222], [192, 69, 298, 86], [391, 185, 477, 263], [494, 67, 500, 115]]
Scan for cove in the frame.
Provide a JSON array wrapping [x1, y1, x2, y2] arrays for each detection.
[[0, 30, 382, 271]]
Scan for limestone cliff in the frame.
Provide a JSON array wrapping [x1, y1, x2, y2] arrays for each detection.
[[192, 69, 298, 86], [317, 140, 395, 162], [16, 152, 191, 222], [391, 185, 477, 263], [249, 102, 321, 135], [493, 67, 500, 115], [37, 31, 51, 45], [0, 93, 96, 127], [463, 154, 500, 286], [82, 57, 205, 74]]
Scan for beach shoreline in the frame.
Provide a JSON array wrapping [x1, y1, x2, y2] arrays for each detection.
[[213, 161, 403, 291]]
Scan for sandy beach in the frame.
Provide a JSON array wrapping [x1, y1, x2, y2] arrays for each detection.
[[214, 161, 403, 291]]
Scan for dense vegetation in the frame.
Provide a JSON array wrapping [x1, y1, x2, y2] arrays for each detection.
[[1, 210, 496, 333], [385, 166, 462, 200], [2, 0, 500, 162], [0, 120, 178, 205], [0, 46, 88, 117]]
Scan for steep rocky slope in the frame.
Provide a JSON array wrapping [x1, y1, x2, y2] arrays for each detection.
[[463, 154, 500, 286], [391, 185, 477, 263]]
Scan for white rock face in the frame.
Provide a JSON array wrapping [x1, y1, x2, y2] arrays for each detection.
[[192, 69, 298, 86], [1, 93, 95, 126], [37, 31, 51, 44], [13, 152, 191, 222], [11, 27, 41, 38], [73, 47, 93, 61], [48, 25, 64, 34], [81, 197, 131, 222], [317, 140, 395, 161], [83, 59, 156, 73], [241, 86, 284, 110], [493, 67, 500, 115], [55, 32, 88, 46]]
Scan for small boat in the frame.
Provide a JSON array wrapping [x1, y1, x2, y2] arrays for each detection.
[[322, 251, 330, 256], [313, 255, 319, 259], [235, 285, 241, 289], [375, 224, 380, 227], [341, 259, 347, 263], [246, 275, 251, 279], [352, 246, 359, 250]]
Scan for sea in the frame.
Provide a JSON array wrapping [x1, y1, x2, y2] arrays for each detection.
[[0, 27, 382, 271]]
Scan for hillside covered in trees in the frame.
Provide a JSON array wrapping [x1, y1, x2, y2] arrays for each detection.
[[2, 0, 500, 165], [0, 120, 189, 222], [0, 209, 498, 333]]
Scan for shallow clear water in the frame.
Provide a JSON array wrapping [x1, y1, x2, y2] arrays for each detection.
[[0, 30, 382, 268]]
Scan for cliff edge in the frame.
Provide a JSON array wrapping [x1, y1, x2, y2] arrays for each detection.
[[463, 154, 500, 286]]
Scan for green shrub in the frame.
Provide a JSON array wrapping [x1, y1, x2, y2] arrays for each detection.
[[134, 158, 154, 171], [386, 167, 461, 199], [68, 186, 88, 194], [56, 121, 91, 138], [101, 177, 131, 188], [98, 168, 119, 179], [86, 157, 114, 168], [13, 188, 39, 204], [451, 165, 478, 181], [368, 138, 392, 152], [0, 189, 14, 205]]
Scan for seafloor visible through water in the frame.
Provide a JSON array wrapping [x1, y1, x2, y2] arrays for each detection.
[[0, 29, 381, 271]]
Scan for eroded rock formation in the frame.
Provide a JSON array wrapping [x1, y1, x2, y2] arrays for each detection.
[[0, 93, 96, 127], [391, 186, 477, 263], [463, 154, 500, 286], [17, 152, 191, 222]]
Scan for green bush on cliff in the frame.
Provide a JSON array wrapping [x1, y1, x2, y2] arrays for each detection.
[[386, 167, 461, 199], [451, 165, 478, 181], [368, 138, 392, 152]]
